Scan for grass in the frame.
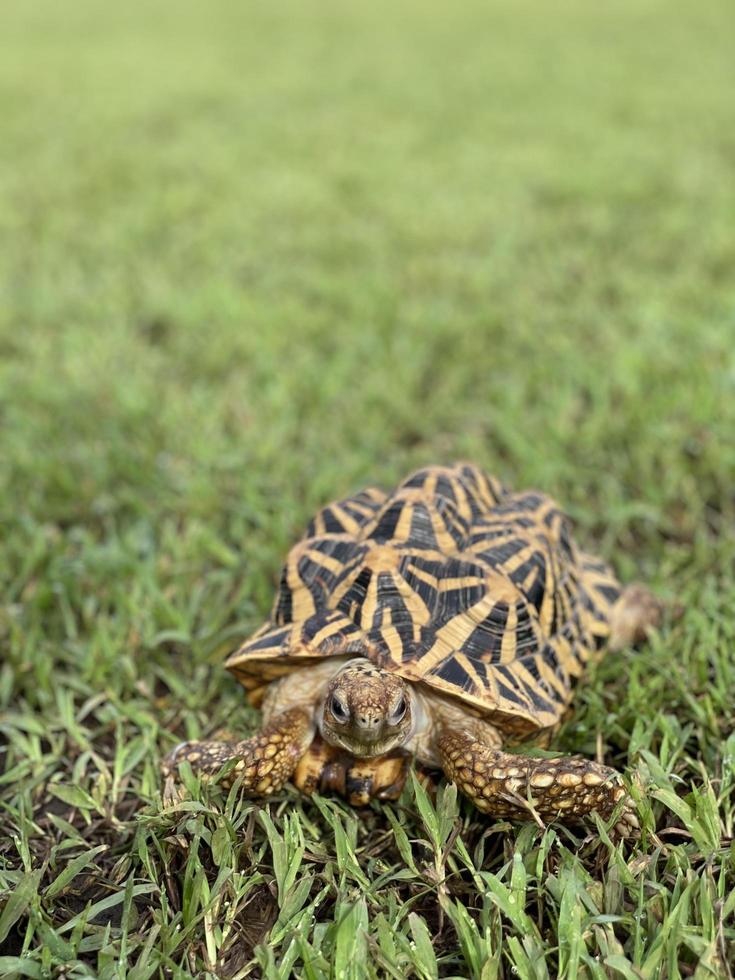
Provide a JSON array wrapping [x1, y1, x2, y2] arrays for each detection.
[[1, 0, 734, 975]]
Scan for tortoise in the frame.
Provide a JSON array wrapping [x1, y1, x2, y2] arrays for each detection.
[[164, 463, 660, 833]]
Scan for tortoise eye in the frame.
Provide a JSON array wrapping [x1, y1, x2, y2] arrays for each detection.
[[330, 695, 349, 722], [390, 696, 407, 723]]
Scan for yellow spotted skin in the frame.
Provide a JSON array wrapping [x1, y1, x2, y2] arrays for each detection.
[[438, 729, 638, 836], [163, 708, 313, 795]]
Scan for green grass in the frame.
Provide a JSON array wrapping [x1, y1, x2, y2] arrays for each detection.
[[1, 0, 734, 976]]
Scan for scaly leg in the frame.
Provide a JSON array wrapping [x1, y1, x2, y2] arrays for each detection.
[[437, 730, 638, 836], [162, 707, 313, 795], [610, 583, 662, 650], [341, 753, 413, 805]]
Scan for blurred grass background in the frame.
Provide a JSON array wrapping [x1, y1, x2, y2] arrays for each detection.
[[1, 0, 734, 976]]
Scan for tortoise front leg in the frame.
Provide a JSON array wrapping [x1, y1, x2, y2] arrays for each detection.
[[163, 707, 313, 796], [437, 730, 638, 836]]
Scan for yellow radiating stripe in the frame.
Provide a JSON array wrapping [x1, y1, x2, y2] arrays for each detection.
[[444, 505, 469, 543], [429, 506, 461, 554], [287, 553, 317, 620], [393, 569, 433, 625], [519, 564, 540, 596], [359, 567, 380, 631], [309, 615, 352, 650], [500, 600, 518, 663], [537, 551, 558, 633], [496, 668, 532, 713], [393, 499, 415, 542], [328, 579, 360, 607], [438, 575, 486, 592], [303, 545, 353, 577], [452, 474, 473, 522], [515, 662, 550, 705], [380, 625, 406, 663], [403, 562, 441, 592], [290, 586, 317, 620], [330, 504, 362, 536], [364, 487, 387, 504], [376, 607, 413, 663], [424, 469, 439, 499], [497, 542, 537, 575], [364, 558, 435, 627]]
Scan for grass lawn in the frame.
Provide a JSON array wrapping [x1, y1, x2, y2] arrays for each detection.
[[1, 0, 734, 975]]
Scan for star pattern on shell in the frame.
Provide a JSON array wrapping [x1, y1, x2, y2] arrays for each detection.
[[226, 463, 622, 740]]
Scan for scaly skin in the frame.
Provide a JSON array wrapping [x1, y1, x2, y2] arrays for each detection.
[[437, 730, 639, 836], [163, 707, 313, 794]]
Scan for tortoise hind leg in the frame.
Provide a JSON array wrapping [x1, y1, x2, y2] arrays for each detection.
[[437, 730, 638, 836], [162, 707, 313, 795], [610, 584, 663, 650]]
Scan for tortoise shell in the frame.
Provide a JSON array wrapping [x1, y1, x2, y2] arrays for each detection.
[[226, 463, 622, 739]]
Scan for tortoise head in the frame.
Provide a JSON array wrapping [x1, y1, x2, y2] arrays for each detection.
[[319, 659, 412, 758]]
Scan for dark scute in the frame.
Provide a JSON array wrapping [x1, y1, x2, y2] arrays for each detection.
[[400, 468, 435, 490], [296, 554, 335, 610], [273, 567, 293, 624], [596, 583, 621, 603], [432, 473, 457, 504], [468, 522, 513, 544], [540, 640, 560, 671], [297, 540, 366, 611], [375, 572, 411, 620], [494, 662, 556, 711], [474, 536, 526, 571], [407, 503, 439, 549], [248, 627, 289, 652], [514, 604, 539, 655], [558, 521, 574, 560], [301, 612, 361, 647], [336, 566, 373, 621], [508, 493, 544, 513], [434, 495, 470, 548], [438, 583, 486, 619], [459, 601, 508, 662], [400, 560, 440, 612], [521, 570, 546, 613], [326, 508, 352, 533], [431, 655, 475, 692], [369, 501, 403, 542], [494, 676, 524, 707], [309, 537, 362, 561], [593, 630, 608, 650], [522, 676, 557, 711]]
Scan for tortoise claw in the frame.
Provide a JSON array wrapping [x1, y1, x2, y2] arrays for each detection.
[[613, 806, 641, 839]]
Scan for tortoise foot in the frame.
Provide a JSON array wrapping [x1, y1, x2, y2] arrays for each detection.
[[293, 736, 412, 805]]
